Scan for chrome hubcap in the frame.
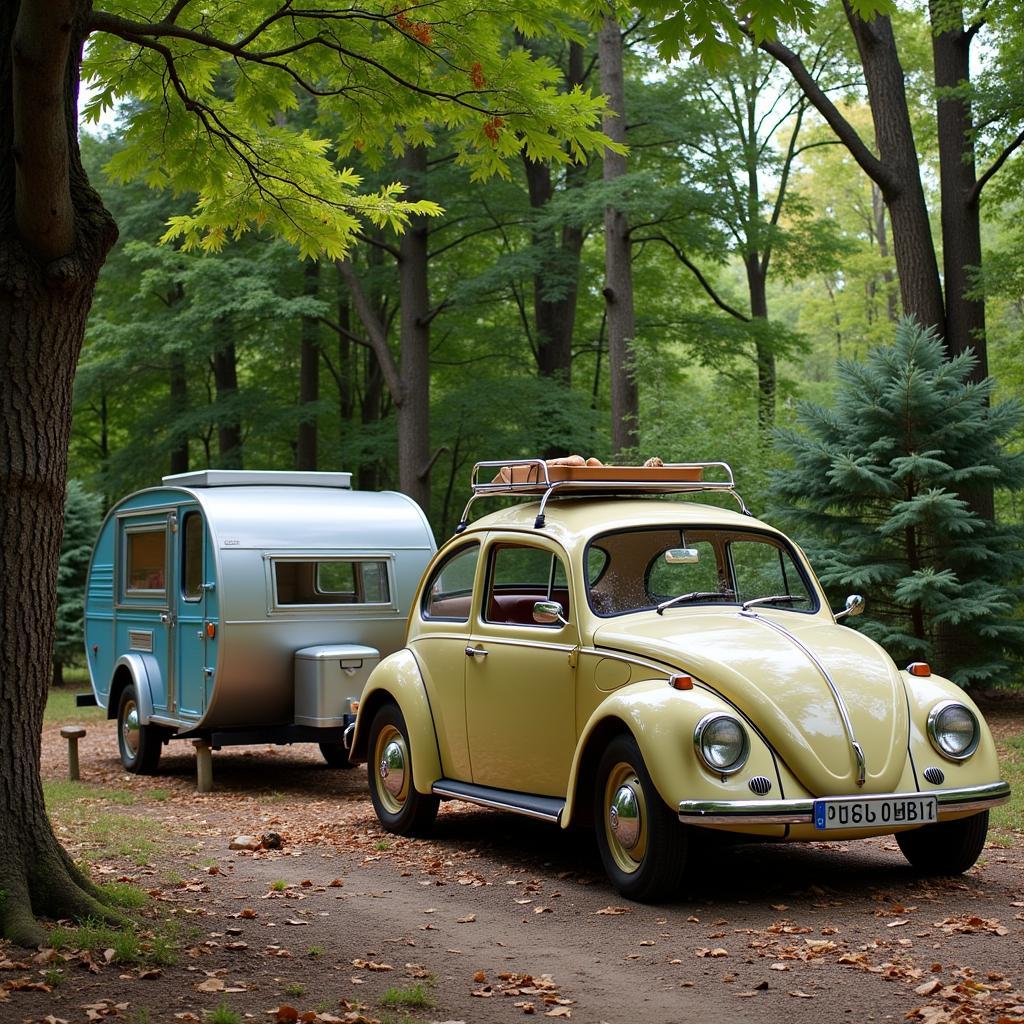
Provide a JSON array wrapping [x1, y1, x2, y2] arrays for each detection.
[[603, 761, 648, 874], [122, 700, 140, 757], [610, 784, 641, 851], [379, 740, 406, 797]]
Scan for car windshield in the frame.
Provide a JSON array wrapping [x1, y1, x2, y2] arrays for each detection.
[[585, 526, 815, 617]]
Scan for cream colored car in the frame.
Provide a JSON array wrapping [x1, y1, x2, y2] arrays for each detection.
[[350, 461, 1009, 900]]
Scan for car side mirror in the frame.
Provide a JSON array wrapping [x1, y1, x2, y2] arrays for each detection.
[[665, 548, 701, 564], [834, 593, 865, 622], [533, 600, 568, 626]]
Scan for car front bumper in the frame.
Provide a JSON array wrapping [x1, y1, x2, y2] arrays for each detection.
[[678, 781, 1011, 826]]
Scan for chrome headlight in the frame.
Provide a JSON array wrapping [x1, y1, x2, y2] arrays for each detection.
[[694, 714, 749, 775], [927, 701, 979, 761]]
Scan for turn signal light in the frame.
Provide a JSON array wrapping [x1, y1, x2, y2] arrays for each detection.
[[206, 622, 216, 639], [669, 674, 693, 690], [907, 662, 931, 677]]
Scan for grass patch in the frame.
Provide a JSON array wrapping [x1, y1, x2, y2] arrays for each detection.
[[44, 780, 161, 865], [51, 918, 142, 964], [45, 685, 105, 726], [98, 881, 148, 910], [307, 945, 324, 958], [49, 917, 180, 968], [208, 1004, 241, 1024], [379, 985, 434, 1010], [269, 880, 289, 892], [992, 734, 1024, 835], [283, 982, 305, 998]]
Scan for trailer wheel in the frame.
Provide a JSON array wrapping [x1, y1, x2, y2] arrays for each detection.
[[319, 742, 355, 769], [117, 684, 163, 774], [367, 703, 438, 835]]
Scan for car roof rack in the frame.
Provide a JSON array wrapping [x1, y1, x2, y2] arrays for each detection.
[[454, 459, 751, 532]]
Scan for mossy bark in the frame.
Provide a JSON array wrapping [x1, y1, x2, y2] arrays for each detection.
[[1, 0, 119, 947]]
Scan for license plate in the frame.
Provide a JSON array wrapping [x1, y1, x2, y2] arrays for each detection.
[[813, 795, 937, 830]]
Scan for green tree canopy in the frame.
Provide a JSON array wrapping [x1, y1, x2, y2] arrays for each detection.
[[771, 319, 1024, 686]]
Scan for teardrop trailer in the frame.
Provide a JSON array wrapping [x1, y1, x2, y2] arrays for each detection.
[[82, 470, 436, 773]]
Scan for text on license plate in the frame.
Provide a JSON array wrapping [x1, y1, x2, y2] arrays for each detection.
[[813, 796, 937, 830]]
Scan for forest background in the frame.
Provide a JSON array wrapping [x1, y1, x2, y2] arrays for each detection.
[[62, 0, 1024, 687]]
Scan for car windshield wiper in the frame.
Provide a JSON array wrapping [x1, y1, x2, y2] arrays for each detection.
[[656, 589, 735, 615], [740, 594, 805, 611]]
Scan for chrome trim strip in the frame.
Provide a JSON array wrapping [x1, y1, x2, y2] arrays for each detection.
[[741, 610, 866, 786], [431, 784, 563, 823], [678, 781, 1010, 825]]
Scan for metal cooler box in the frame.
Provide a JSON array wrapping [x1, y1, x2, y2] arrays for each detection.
[[294, 644, 379, 727]]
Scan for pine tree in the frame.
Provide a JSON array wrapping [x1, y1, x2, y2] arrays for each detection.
[[771, 318, 1024, 686], [53, 482, 103, 687]]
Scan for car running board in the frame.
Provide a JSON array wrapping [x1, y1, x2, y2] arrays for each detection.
[[432, 779, 564, 823]]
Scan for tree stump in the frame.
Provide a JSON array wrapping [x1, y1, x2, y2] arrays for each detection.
[[60, 725, 87, 781]]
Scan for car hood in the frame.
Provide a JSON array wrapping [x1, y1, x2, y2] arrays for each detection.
[[592, 609, 909, 795]]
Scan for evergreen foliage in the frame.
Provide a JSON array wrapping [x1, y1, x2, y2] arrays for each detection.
[[54, 482, 104, 683], [771, 319, 1024, 686]]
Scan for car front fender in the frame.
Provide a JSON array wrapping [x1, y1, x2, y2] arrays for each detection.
[[562, 679, 781, 828], [349, 649, 443, 795]]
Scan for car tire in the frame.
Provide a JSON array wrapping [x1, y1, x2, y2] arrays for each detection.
[[593, 734, 688, 901], [116, 683, 163, 774], [366, 703, 439, 836], [319, 742, 355, 769], [895, 810, 989, 875]]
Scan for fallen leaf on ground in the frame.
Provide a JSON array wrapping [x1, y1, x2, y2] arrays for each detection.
[[594, 907, 630, 916], [456, 914, 476, 924]]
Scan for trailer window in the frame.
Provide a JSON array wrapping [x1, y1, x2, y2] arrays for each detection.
[[125, 527, 166, 595], [274, 559, 390, 606], [182, 513, 204, 601]]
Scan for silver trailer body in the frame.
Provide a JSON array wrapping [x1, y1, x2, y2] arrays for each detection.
[[85, 471, 436, 748]]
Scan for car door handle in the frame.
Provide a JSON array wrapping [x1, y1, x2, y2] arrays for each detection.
[[464, 645, 488, 658]]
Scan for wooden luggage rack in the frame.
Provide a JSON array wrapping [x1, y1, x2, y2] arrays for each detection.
[[455, 459, 751, 531]]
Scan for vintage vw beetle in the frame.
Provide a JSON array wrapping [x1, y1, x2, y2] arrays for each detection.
[[349, 460, 1010, 900]]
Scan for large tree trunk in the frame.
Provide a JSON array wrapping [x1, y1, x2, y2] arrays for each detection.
[[211, 341, 242, 469], [397, 144, 431, 511], [745, 256, 775, 439], [297, 259, 320, 471], [1, 0, 123, 945], [929, 1, 986, 382], [843, 4, 946, 337], [521, 42, 585, 384], [168, 351, 189, 475], [599, 14, 639, 456]]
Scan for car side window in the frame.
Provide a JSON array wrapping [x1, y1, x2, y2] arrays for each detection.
[[422, 544, 480, 622], [485, 543, 570, 627]]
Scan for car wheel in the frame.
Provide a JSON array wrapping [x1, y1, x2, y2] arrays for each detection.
[[366, 703, 439, 835], [593, 734, 688, 901], [117, 683, 162, 774], [895, 811, 989, 875], [319, 742, 355, 769]]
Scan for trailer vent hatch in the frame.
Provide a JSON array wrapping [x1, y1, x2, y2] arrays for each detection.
[[128, 630, 154, 653]]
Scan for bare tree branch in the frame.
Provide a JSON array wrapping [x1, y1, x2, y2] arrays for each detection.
[[634, 233, 751, 322], [970, 128, 1024, 204], [336, 259, 403, 403], [758, 36, 898, 195]]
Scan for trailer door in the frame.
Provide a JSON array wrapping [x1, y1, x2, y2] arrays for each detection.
[[176, 507, 217, 716]]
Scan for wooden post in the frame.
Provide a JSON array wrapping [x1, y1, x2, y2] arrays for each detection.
[[192, 739, 213, 793], [59, 726, 86, 781]]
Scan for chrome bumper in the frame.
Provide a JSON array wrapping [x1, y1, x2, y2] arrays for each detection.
[[678, 781, 1011, 826]]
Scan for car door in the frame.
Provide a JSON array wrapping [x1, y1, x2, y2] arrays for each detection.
[[465, 538, 578, 797], [408, 541, 483, 782]]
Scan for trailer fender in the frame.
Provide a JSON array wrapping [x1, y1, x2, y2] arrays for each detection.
[[108, 654, 159, 725], [349, 649, 442, 795]]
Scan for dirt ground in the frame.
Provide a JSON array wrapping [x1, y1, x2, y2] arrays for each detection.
[[2, 708, 1022, 1024]]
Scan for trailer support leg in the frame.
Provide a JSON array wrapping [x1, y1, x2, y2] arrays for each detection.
[[192, 739, 213, 793]]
